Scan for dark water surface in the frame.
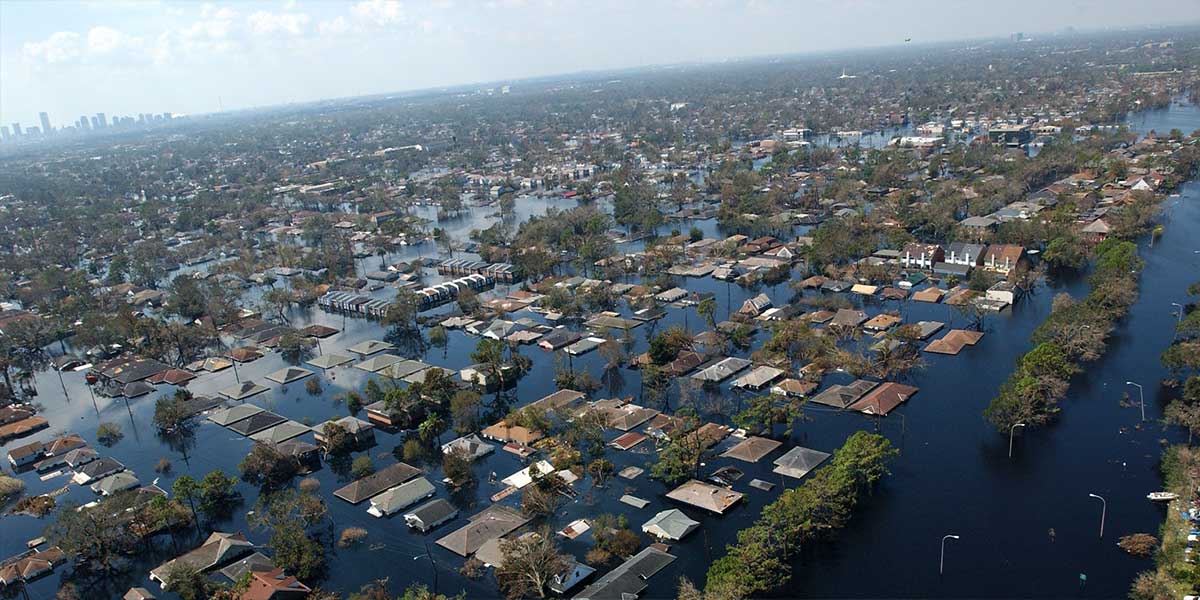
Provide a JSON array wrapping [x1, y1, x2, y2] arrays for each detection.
[[2, 101, 1199, 599]]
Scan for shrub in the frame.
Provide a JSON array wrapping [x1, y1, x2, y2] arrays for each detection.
[[155, 457, 172, 473], [585, 548, 613, 566], [299, 477, 321, 494], [350, 456, 375, 480], [13, 495, 55, 517], [96, 422, 123, 446], [305, 377, 323, 395], [338, 527, 368, 548], [1119, 533, 1159, 557], [0, 475, 24, 501], [460, 557, 485, 579]]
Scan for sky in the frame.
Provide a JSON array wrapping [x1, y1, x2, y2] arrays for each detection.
[[1, 0, 1197, 127]]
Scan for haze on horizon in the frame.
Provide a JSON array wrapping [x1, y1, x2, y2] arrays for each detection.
[[1, 0, 1196, 126]]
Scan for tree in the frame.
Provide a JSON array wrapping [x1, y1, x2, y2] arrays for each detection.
[[166, 563, 222, 600], [471, 338, 509, 403], [648, 326, 692, 365], [442, 446, 474, 487], [251, 489, 328, 580], [383, 289, 422, 334], [153, 390, 192, 433], [495, 530, 567, 599], [457, 288, 480, 314], [521, 473, 568, 517], [651, 421, 706, 485], [587, 458, 614, 487], [322, 421, 356, 456], [45, 494, 146, 573], [239, 443, 300, 489], [1043, 234, 1089, 270], [262, 287, 294, 324], [419, 412, 446, 446], [351, 455, 375, 479], [197, 469, 241, 520], [697, 297, 717, 329], [450, 390, 482, 435], [173, 475, 202, 529], [733, 395, 804, 436]]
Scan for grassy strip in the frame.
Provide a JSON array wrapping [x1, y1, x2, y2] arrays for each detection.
[[1131, 446, 1200, 598]]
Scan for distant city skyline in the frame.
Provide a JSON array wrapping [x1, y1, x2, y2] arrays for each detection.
[[1, 0, 1197, 124]]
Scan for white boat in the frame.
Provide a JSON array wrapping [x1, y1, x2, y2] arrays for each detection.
[[1148, 492, 1179, 502]]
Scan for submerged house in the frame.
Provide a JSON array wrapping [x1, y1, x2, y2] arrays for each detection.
[[573, 547, 677, 600], [149, 532, 255, 588]]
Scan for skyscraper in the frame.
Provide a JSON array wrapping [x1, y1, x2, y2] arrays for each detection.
[[11, 123, 21, 137], [0, 126, 10, 142], [79, 116, 90, 131], [96, 113, 106, 128], [39, 112, 52, 135]]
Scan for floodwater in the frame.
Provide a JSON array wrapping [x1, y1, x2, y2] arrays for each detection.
[[1, 100, 1198, 599]]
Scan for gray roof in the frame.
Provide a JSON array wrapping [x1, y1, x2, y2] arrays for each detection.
[[573, 547, 677, 600], [306, 353, 354, 369], [334, 462, 423, 504], [354, 354, 403, 373], [379, 359, 430, 379], [441, 434, 495, 460], [248, 420, 310, 443], [346, 340, 394, 356], [207, 404, 265, 426], [264, 367, 313, 384], [369, 477, 436, 516], [641, 509, 700, 541], [91, 471, 140, 495], [404, 498, 459, 531], [218, 381, 269, 400], [773, 446, 831, 479], [226, 411, 287, 436], [691, 357, 751, 382]]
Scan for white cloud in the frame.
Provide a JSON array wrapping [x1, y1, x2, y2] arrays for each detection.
[[318, 16, 351, 36], [23, 31, 82, 64], [247, 10, 311, 36], [351, 0, 406, 26], [87, 26, 127, 54]]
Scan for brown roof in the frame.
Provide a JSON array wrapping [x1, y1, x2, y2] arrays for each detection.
[[610, 432, 647, 450], [924, 330, 984, 355], [983, 244, 1024, 265], [0, 417, 49, 440], [848, 382, 919, 415], [911, 287, 945, 303], [481, 422, 543, 445], [720, 436, 783, 463], [241, 567, 311, 600], [773, 378, 817, 396]]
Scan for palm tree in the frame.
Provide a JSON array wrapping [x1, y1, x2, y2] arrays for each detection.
[[419, 413, 445, 447]]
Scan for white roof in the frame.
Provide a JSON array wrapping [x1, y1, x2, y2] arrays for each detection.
[[501, 460, 555, 489]]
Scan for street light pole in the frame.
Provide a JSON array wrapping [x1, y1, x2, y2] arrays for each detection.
[[940, 534, 960, 575], [1126, 381, 1144, 422], [1088, 493, 1106, 538], [1009, 423, 1026, 458]]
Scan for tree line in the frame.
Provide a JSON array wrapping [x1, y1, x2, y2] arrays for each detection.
[[984, 238, 1144, 431]]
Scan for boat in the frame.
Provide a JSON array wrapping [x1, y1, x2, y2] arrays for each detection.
[[1148, 492, 1179, 502]]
